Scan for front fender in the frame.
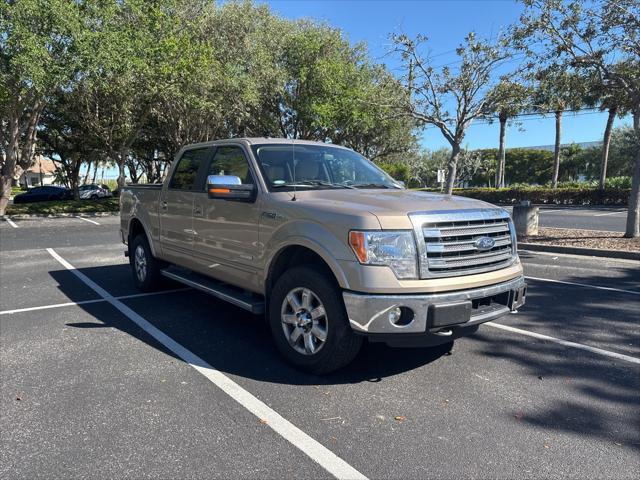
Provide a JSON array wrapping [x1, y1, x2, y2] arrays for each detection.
[[263, 220, 358, 289]]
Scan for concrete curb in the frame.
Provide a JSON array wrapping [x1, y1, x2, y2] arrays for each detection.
[[4, 212, 119, 219], [519, 242, 640, 261]]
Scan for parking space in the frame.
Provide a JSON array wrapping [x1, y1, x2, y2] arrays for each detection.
[[1, 217, 639, 479]]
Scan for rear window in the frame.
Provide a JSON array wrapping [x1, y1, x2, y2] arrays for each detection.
[[169, 148, 211, 190]]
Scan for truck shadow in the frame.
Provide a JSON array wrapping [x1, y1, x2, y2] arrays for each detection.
[[49, 265, 450, 386]]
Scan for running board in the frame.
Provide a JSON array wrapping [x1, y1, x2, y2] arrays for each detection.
[[160, 266, 264, 315]]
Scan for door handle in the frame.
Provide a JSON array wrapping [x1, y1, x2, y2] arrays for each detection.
[[193, 205, 203, 216], [161, 201, 168, 210]]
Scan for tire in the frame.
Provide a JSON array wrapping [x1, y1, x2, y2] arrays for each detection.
[[130, 234, 163, 292], [269, 265, 363, 374], [90, 194, 98, 200]]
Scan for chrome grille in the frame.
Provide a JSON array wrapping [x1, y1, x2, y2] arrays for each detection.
[[410, 209, 516, 278]]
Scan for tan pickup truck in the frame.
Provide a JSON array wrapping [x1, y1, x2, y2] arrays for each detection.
[[120, 138, 526, 373]]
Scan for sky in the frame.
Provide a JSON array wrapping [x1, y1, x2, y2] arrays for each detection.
[[262, 0, 632, 151]]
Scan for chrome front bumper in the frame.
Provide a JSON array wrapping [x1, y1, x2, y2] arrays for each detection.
[[343, 276, 526, 335]]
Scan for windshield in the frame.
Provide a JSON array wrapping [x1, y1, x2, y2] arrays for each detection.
[[251, 143, 402, 192]]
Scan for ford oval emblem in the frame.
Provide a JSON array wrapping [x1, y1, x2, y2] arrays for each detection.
[[474, 236, 495, 251]]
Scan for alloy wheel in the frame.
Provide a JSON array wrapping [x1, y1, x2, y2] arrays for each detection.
[[280, 287, 328, 355]]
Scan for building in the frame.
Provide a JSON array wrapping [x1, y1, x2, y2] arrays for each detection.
[[17, 156, 58, 187]]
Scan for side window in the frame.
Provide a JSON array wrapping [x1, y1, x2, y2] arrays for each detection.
[[207, 146, 254, 186], [169, 148, 210, 190]]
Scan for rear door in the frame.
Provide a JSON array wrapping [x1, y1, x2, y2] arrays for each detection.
[[159, 147, 213, 265], [191, 145, 262, 289]]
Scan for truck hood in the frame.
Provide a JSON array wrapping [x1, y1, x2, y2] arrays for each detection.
[[287, 189, 505, 229]]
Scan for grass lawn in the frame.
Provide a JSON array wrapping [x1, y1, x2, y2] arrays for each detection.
[[7, 197, 119, 215]]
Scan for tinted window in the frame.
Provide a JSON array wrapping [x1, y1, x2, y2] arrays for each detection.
[[252, 144, 398, 191], [169, 148, 211, 190], [207, 146, 253, 186]]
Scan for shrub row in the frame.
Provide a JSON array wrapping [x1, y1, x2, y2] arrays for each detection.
[[422, 187, 631, 206], [6, 197, 120, 215]]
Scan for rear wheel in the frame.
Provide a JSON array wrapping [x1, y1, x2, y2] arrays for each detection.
[[130, 234, 163, 292], [269, 266, 363, 374]]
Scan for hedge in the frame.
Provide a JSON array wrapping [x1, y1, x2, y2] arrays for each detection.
[[421, 187, 631, 206], [6, 197, 120, 215]]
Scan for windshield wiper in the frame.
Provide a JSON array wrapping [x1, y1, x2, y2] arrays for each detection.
[[273, 180, 355, 189], [351, 183, 400, 189]]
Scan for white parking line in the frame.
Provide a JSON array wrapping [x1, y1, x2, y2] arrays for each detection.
[[4, 218, 18, 228], [594, 210, 626, 217], [45, 247, 367, 480], [486, 322, 640, 365], [0, 288, 190, 316], [75, 216, 100, 225], [525, 276, 639, 296]]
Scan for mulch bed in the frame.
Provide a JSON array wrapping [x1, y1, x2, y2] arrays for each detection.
[[520, 227, 640, 253]]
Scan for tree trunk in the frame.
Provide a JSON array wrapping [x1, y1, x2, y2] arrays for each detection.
[[624, 107, 640, 238], [552, 110, 562, 189], [70, 158, 82, 200], [445, 143, 461, 194], [0, 114, 20, 216], [92, 161, 99, 184], [117, 149, 127, 190], [498, 114, 507, 188], [83, 159, 92, 185], [599, 106, 617, 191]]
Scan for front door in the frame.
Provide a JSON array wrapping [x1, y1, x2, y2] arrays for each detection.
[[159, 146, 213, 266], [192, 145, 262, 290]]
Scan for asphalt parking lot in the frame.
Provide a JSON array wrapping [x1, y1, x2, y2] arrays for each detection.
[[1, 215, 639, 479], [502, 206, 628, 232]]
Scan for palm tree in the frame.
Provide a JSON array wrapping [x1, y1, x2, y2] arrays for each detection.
[[485, 78, 532, 188], [533, 67, 587, 188]]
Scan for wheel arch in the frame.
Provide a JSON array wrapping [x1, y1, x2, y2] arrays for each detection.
[[265, 243, 348, 301], [128, 217, 158, 257]]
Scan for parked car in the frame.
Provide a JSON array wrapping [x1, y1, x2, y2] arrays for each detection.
[[13, 185, 73, 204], [120, 138, 526, 374], [79, 184, 111, 200]]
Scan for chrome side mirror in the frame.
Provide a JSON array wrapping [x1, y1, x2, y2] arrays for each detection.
[[206, 175, 256, 202]]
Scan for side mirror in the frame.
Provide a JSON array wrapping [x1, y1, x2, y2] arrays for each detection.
[[206, 175, 256, 202]]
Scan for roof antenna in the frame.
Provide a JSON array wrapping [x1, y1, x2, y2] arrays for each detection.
[[291, 138, 297, 201]]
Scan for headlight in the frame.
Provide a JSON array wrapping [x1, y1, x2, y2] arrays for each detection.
[[348, 230, 418, 279]]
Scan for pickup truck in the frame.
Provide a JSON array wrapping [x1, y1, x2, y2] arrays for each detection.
[[120, 138, 526, 373]]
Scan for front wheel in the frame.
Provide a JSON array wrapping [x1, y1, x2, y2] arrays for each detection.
[[130, 234, 163, 292], [269, 266, 363, 374]]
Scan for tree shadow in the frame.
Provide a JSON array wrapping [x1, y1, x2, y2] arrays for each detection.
[[465, 257, 640, 449]]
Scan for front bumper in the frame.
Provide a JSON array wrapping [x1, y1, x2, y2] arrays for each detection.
[[343, 276, 526, 344]]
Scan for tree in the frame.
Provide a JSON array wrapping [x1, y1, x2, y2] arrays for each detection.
[[39, 91, 96, 198], [583, 68, 630, 190], [484, 78, 532, 187], [518, 0, 640, 236], [531, 67, 586, 188], [0, 0, 84, 215], [391, 32, 511, 193]]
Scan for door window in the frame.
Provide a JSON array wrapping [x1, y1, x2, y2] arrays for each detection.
[[206, 146, 254, 186], [169, 148, 211, 191]]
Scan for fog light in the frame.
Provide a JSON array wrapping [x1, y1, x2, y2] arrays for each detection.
[[388, 307, 402, 324], [388, 306, 414, 327]]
